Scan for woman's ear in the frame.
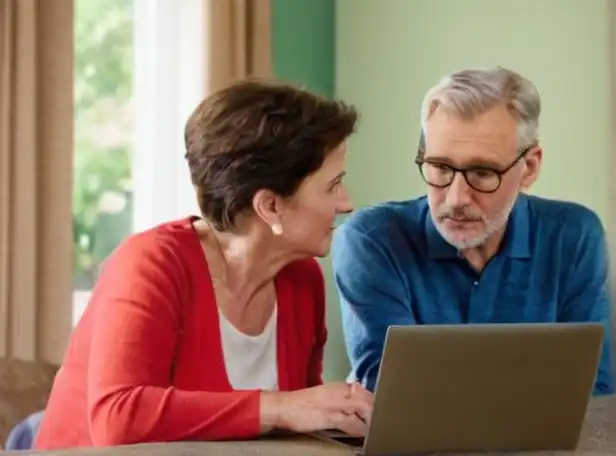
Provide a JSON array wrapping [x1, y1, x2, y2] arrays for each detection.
[[252, 189, 284, 234]]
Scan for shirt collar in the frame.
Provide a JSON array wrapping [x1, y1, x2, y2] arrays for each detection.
[[426, 194, 530, 260]]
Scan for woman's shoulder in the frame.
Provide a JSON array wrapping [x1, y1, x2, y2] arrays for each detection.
[[99, 216, 203, 283], [277, 258, 325, 310], [279, 257, 324, 286], [277, 258, 327, 336]]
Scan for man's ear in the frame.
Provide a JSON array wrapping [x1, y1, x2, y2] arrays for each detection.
[[521, 146, 542, 189]]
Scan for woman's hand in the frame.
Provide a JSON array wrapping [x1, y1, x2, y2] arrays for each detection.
[[261, 382, 373, 437]]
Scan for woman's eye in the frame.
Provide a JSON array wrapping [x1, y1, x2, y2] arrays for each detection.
[[328, 180, 342, 193]]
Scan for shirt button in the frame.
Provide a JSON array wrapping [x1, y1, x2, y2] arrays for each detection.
[[473, 281, 479, 286]]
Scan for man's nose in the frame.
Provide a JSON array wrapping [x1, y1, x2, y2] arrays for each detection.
[[445, 173, 473, 207]]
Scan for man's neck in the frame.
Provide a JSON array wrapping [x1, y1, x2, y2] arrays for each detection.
[[461, 228, 506, 272]]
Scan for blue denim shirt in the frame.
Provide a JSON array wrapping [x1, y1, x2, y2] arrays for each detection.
[[332, 194, 613, 396]]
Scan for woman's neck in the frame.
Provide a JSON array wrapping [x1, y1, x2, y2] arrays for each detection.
[[218, 233, 285, 298], [194, 219, 295, 310]]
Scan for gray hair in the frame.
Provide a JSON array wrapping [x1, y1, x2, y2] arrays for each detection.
[[420, 67, 541, 150]]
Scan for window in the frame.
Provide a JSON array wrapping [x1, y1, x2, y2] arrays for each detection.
[[72, 0, 205, 325], [73, 0, 134, 323]]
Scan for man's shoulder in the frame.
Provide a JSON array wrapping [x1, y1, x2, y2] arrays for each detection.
[[331, 197, 429, 269], [337, 196, 428, 238], [525, 195, 605, 240]]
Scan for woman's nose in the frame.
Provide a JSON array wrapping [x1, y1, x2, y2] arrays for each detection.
[[336, 199, 354, 215]]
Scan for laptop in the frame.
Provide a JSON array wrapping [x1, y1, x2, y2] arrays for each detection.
[[314, 322, 603, 455]]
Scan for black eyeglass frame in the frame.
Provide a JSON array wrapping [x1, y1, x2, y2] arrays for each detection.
[[414, 143, 533, 194]]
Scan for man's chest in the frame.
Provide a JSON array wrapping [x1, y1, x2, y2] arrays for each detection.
[[408, 257, 567, 325]]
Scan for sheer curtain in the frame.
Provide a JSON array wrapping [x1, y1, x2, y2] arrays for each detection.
[[0, 0, 73, 363]]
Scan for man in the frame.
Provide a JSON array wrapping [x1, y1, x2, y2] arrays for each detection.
[[332, 66, 613, 396]]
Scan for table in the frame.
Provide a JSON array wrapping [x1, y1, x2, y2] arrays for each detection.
[[10, 395, 616, 456]]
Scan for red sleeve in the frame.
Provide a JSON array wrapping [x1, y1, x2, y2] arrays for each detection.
[[305, 259, 327, 387], [86, 233, 261, 446]]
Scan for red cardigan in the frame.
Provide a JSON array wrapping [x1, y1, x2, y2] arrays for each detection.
[[35, 217, 327, 449]]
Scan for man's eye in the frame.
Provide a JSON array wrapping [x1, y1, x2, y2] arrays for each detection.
[[429, 163, 450, 172], [472, 169, 496, 179]]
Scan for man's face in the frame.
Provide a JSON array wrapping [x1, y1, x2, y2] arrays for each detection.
[[422, 104, 541, 250]]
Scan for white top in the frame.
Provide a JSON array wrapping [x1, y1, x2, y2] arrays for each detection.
[[218, 305, 279, 391]]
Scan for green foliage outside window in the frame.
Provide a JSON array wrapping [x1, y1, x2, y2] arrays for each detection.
[[73, 0, 133, 290]]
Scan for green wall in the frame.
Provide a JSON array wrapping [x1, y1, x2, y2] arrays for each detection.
[[272, 0, 335, 97], [272, 0, 350, 381]]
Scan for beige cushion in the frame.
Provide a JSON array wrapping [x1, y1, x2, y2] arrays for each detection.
[[0, 357, 58, 445]]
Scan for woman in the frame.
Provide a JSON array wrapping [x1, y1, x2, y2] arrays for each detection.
[[34, 80, 373, 449]]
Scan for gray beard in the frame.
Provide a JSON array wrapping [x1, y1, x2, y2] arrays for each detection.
[[433, 196, 517, 250]]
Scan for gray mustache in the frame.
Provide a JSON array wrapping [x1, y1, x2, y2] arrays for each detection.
[[437, 209, 483, 221]]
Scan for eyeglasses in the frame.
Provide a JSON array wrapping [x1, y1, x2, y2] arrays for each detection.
[[415, 147, 531, 194]]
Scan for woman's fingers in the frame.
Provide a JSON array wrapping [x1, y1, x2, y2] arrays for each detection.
[[330, 411, 369, 437], [341, 394, 372, 425], [349, 382, 374, 406]]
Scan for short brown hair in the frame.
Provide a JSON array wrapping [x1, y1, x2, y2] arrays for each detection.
[[184, 79, 358, 231]]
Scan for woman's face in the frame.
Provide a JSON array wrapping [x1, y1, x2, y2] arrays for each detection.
[[277, 142, 353, 258]]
